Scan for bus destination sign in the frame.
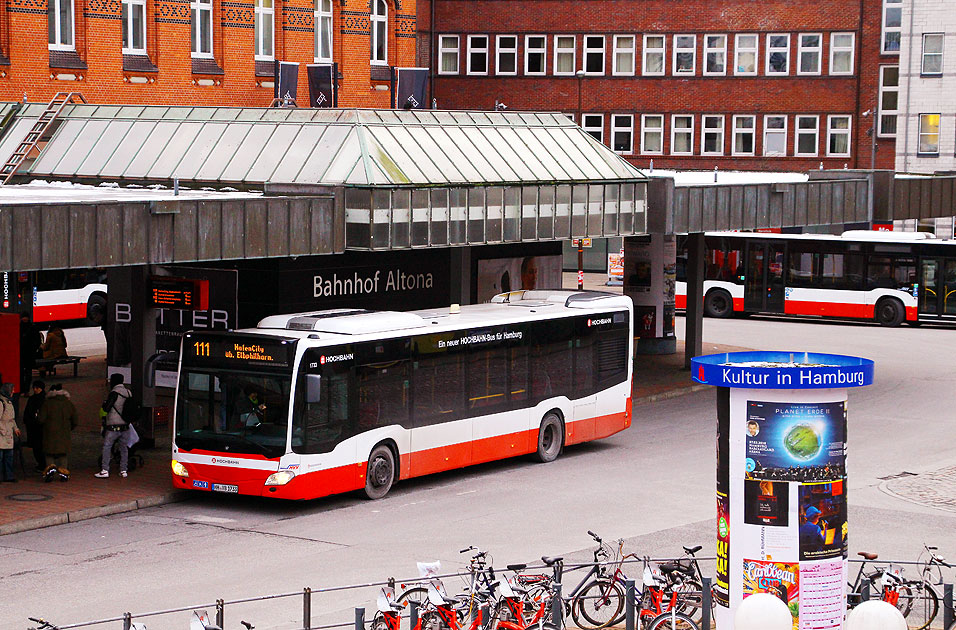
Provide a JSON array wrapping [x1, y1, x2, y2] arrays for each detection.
[[187, 335, 295, 368]]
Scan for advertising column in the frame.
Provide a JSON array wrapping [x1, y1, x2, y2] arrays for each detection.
[[692, 351, 874, 630]]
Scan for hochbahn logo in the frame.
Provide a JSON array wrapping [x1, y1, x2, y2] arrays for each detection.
[[588, 317, 612, 327], [320, 353, 354, 365]]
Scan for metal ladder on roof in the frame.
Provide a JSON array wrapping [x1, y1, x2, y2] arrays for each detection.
[[0, 91, 86, 185]]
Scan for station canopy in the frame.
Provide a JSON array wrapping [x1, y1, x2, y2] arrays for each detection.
[[0, 104, 649, 249]]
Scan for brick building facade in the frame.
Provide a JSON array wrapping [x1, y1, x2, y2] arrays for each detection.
[[420, 0, 902, 172], [0, 0, 416, 106]]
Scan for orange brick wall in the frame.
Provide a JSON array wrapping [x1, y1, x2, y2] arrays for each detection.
[[0, 0, 416, 106]]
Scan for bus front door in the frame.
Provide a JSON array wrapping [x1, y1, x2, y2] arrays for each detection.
[[919, 258, 956, 318], [743, 241, 786, 313]]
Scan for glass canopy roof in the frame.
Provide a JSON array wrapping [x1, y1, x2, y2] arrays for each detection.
[[0, 104, 645, 187]]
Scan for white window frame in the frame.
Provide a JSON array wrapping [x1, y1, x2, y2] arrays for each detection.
[[314, 0, 333, 62], [702, 115, 724, 155], [826, 115, 851, 157], [369, 0, 387, 65], [795, 115, 819, 157], [797, 33, 821, 75], [48, 0, 75, 50], [254, 0, 274, 60], [734, 34, 757, 76], [496, 35, 517, 76], [732, 115, 756, 156], [882, 0, 902, 54], [438, 35, 459, 75], [671, 115, 694, 155], [878, 65, 899, 137], [641, 114, 664, 155], [918, 114, 940, 155], [829, 32, 854, 75], [766, 33, 790, 75], [921, 33, 944, 76], [122, 0, 147, 54], [763, 115, 788, 156], [553, 35, 576, 76], [673, 34, 696, 75], [191, 0, 213, 57], [467, 34, 489, 75], [524, 35, 546, 75], [612, 35, 635, 76], [643, 34, 665, 76], [582, 113, 604, 144], [704, 34, 726, 76], [611, 114, 633, 154], [583, 35, 606, 76]]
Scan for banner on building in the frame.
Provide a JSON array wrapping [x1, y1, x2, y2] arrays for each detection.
[[393, 67, 429, 110], [307, 63, 337, 108], [274, 61, 299, 103]]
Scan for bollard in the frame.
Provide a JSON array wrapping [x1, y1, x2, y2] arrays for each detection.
[[733, 593, 792, 630], [123, 612, 132, 630], [356, 607, 366, 630], [303, 587, 312, 630], [551, 583, 563, 630], [216, 599, 225, 629], [845, 600, 906, 630], [625, 579, 635, 630], [701, 577, 711, 630], [944, 583, 954, 630], [409, 600, 419, 630], [860, 581, 870, 602]]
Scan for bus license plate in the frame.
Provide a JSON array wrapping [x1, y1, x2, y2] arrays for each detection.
[[212, 483, 239, 493]]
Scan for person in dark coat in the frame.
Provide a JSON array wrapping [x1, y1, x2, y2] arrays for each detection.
[[23, 380, 46, 471], [38, 384, 78, 482], [19, 312, 42, 395]]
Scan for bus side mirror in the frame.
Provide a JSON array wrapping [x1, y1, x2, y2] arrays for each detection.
[[306, 374, 321, 403]]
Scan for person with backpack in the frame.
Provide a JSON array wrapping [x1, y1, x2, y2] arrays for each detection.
[[96, 373, 134, 479]]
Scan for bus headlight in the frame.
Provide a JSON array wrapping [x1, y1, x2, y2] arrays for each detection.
[[265, 470, 296, 486], [171, 460, 189, 477]]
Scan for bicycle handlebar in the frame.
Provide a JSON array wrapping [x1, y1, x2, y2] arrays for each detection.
[[461, 546, 476, 554]]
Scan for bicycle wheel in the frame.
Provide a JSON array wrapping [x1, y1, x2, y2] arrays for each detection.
[[897, 582, 939, 630], [370, 615, 391, 630], [398, 587, 431, 608], [669, 579, 703, 622], [571, 579, 626, 630], [645, 611, 699, 630], [419, 611, 449, 630]]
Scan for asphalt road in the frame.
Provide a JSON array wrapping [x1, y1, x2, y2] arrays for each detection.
[[3, 316, 955, 629]]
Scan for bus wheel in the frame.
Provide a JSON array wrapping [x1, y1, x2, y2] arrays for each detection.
[[86, 293, 107, 326], [534, 413, 563, 463], [704, 289, 733, 318], [875, 298, 904, 327], [364, 445, 395, 500]]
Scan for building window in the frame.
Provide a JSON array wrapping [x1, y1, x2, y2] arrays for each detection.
[[735, 34, 757, 75], [764, 115, 787, 156], [878, 65, 899, 136], [582, 113, 604, 143], [641, 114, 663, 154], [922, 33, 944, 75], [673, 34, 695, 75], [795, 115, 819, 156], [829, 33, 854, 75], [496, 35, 517, 75], [467, 35, 488, 75], [643, 35, 665, 75], [766, 34, 789, 75], [525, 35, 546, 75], [704, 34, 726, 75], [584, 35, 605, 75], [671, 115, 694, 155], [369, 0, 387, 64], [797, 33, 821, 74], [191, 0, 212, 56], [826, 115, 851, 156], [254, 0, 274, 59], [702, 115, 724, 155], [314, 0, 332, 62], [733, 115, 755, 155], [554, 35, 575, 75], [48, 0, 74, 49], [612, 114, 633, 154], [882, 0, 902, 54], [439, 35, 459, 74], [918, 114, 940, 155], [122, 0, 146, 53], [613, 35, 635, 75]]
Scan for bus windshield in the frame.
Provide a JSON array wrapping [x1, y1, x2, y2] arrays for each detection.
[[175, 369, 292, 459]]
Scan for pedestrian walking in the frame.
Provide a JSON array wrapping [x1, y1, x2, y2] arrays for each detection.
[[96, 373, 132, 479], [38, 383, 78, 482], [23, 379, 46, 472], [0, 383, 22, 482]]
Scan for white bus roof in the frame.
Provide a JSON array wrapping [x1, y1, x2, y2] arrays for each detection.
[[251, 290, 632, 341]]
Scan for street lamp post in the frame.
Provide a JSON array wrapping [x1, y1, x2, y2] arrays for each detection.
[[576, 69, 586, 290]]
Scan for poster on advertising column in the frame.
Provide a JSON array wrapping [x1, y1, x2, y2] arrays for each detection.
[[745, 401, 846, 482]]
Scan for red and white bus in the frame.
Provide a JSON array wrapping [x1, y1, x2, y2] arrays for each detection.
[[171, 290, 633, 500], [676, 231, 956, 326], [33, 269, 107, 325]]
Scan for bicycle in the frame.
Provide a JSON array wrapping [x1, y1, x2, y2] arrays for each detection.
[[634, 558, 700, 630], [846, 551, 938, 630], [190, 610, 254, 630], [399, 549, 499, 626], [371, 584, 406, 630]]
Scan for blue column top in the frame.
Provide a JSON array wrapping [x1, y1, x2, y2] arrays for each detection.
[[691, 351, 874, 389]]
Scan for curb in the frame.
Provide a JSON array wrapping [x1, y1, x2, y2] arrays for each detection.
[[633, 384, 711, 405], [0, 490, 189, 536]]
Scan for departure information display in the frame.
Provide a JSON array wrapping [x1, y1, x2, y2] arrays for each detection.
[[149, 277, 209, 310]]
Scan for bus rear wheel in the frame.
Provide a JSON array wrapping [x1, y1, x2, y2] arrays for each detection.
[[86, 292, 107, 326], [704, 289, 734, 318], [364, 445, 395, 500], [535, 413, 563, 463], [875, 298, 904, 327]]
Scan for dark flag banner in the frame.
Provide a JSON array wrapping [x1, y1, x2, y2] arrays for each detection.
[[274, 61, 299, 103], [307, 63, 337, 108], [393, 67, 429, 109]]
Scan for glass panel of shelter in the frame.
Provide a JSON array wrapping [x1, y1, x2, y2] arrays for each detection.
[[467, 187, 486, 243], [171, 123, 228, 181], [194, 123, 254, 181], [78, 121, 136, 176], [538, 185, 555, 240], [391, 189, 411, 249], [504, 187, 520, 241], [386, 126, 444, 183], [345, 188, 372, 249], [411, 189, 430, 247], [430, 188, 449, 246]]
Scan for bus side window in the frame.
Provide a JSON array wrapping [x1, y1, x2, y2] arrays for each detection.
[[412, 336, 464, 427], [357, 360, 410, 430], [530, 320, 572, 401], [294, 362, 350, 455]]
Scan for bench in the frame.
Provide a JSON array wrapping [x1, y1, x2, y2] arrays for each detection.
[[33, 356, 84, 378]]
